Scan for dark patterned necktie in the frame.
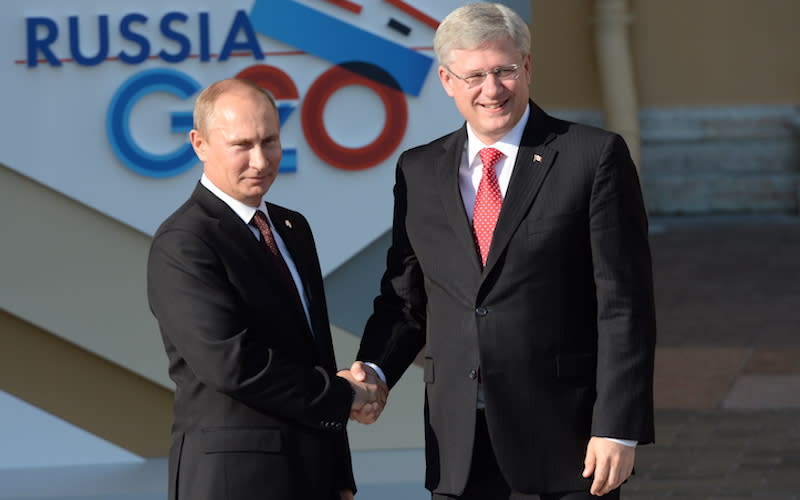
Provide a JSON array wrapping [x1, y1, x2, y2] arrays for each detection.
[[251, 210, 304, 306]]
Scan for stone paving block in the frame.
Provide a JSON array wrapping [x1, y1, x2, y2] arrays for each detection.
[[629, 409, 800, 499], [722, 375, 800, 409], [655, 348, 751, 409], [706, 497, 767, 500], [650, 216, 800, 349]]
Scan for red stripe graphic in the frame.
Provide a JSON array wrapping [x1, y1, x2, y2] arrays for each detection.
[[320, 0, 363, 15]]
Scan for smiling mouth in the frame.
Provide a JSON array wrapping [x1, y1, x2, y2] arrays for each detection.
[[480, 99, 509, 110]]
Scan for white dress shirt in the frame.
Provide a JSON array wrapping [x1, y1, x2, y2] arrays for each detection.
[[200, 174, 313, 333]]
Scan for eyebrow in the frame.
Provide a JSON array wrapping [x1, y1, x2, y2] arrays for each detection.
[[464, 63, 517, 75]]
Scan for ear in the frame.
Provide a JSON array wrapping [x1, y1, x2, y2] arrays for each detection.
[[438, 65, 456, 98], [522, 53, 532, 82], [189, 129, 207, 163]]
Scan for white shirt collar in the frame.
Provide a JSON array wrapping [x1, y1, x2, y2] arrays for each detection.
[[465, 104, 531, 167], [200, 174, 268, 225]]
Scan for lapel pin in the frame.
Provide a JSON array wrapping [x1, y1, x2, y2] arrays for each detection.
[[284, 219, 292, 229], [533, 154, 543, 163]]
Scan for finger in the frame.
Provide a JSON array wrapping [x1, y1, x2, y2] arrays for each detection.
[[361, 401, 384, 424], [377, 383, 389, 404], [605, 453, 633, 494], [350, 361, 366, 382], [349, 409, 373, 424], [602, 460, 620, 495], [590, 457, 609, 496]]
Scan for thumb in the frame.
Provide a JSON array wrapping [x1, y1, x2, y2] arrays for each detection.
[[350, 361, 367, 382]]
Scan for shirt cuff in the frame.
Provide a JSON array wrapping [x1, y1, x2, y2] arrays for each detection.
[[597, 437, 638, 447], [363, 362, 387, 384]]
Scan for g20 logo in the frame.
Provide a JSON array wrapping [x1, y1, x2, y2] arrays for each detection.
[[105, 0, 435, 178], [106, 62, 409, 178]]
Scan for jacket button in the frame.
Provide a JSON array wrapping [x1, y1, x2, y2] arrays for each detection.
[[475, 307, 488, 316], [468, 369, 478, 380]]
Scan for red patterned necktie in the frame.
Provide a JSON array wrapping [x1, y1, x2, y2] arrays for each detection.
[[472, 147, 504, 266]]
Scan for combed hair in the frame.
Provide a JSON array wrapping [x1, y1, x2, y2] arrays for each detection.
[[433, 3, 531, 66], [193, 78, 277, 136]]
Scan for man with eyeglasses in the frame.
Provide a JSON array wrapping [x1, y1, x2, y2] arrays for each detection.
[[344, 3, 656, 499]]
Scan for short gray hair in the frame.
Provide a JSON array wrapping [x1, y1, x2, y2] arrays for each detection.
[[433, 3, 531, 66], [193, 78, 277, 137]]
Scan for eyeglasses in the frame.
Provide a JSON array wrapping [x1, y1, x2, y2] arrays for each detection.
[[445, 64, 521, 89]]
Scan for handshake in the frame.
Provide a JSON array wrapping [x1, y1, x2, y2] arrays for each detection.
[[337, 361, 388, 424]]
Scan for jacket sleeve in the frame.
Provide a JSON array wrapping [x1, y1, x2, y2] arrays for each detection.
[[588, 133, 657, 444], [357, 154, 428, 388]]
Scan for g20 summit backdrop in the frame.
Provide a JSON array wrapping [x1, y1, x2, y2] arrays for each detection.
[[2, 0, 529, 273]]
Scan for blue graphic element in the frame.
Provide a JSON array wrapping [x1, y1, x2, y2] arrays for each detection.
[[69, 15, 110, 66], [275, 104, 297, 173], [170, 111, 193, 133], [248, 0, 432, 97], [280, 149, 297, 173], [158, 12, 191, 63], [277, 104, 294, 127], [107, 69, 201, 178], [218, 10, 264, 61], [119, 13, 151, 64], [26, 17, 61, 67]]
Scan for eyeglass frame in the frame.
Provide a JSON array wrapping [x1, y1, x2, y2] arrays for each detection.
[[444, 63, 522, 89]]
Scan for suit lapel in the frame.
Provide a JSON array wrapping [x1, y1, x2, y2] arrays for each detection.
[[268, 206, 309, 300], [271, 206, 338, 365], [484, 104, 557, 275], [436, 127, 484, 274], [267, 204, 319, 341]]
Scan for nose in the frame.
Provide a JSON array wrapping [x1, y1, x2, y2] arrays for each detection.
[[481, 72, 505, 96], [250, 145, 268, 170]]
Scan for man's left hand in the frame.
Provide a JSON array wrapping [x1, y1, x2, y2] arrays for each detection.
[[582, 437, 635, 496], [339, 489, 354, 500]]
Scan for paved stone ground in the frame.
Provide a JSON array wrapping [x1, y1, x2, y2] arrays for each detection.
[[624, 215, 800, 499], [626, 410, 800, 499]]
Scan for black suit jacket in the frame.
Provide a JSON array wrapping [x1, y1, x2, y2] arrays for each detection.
[[148, 183, 355, 500], [358, 102, 656, 495]]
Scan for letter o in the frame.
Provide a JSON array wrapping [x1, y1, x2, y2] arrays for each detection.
[[302, 64, 407, 171]]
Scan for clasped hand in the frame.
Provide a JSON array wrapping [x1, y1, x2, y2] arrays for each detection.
[[337, 361, 388, 424]]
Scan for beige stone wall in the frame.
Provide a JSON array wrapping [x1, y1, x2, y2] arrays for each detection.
[[530, 0, 799, 108], [631, 0, 800, 107]]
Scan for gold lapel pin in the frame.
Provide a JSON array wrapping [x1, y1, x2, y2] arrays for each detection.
[[284, 219, 292, 229], [533, 154, 543, 162]]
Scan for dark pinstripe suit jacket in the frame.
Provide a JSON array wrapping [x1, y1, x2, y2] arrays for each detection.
[[358, 101, 656, 496]]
